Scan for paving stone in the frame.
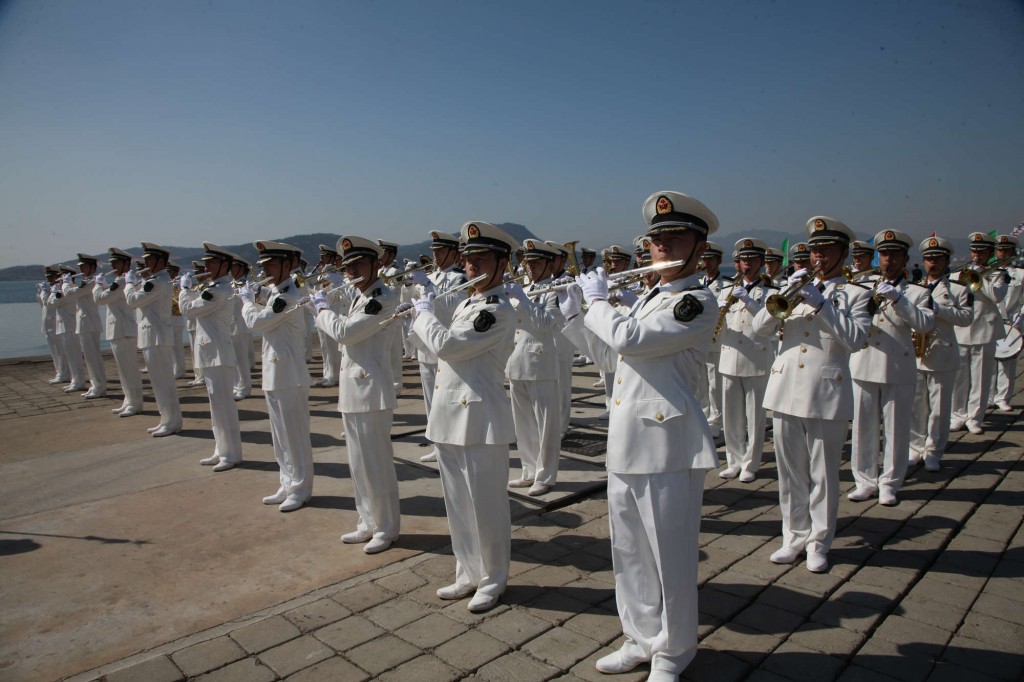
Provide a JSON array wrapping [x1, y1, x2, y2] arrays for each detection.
[[835, 663, 902, 681], [774, 564, 844, 596], [941, 634, 1024, 680], [680, 647, 752, 682], [105, 655, 184, 682], [433, 630, 510, 672], [787, 620, 866, 657], [521, 625, 601, 669], [394, 612, 467, 649], [873, 614, 952, 657], [171, 636, 247, 677], [377, 654, 461, 682], [568, 648, 648, 682], [525, 590, 593, 625], [194, 657, 276, 682], [284, 598, 353, 632], [285, 655, 369, 682], [700, 623, 783, 665], [744, 670, 796, 682], [331, 581, 396, 612], [904, 576, 978, 610], [957, 611, 1024, 651], [731, 602, 806, 636], [927, 661, 1005, 682], [363, 597, 430, 631], [855, 635, 936, 681], [344, 633, 422, 676], [476, 650, 560, 681], [848, 565, 916, 596], [411, 554, 456, 580], [970, 591, 1024, 626], [440, 597, 511, 624], [231, 615, 302, 654], [753, 583, 825, 617], [517, 563, 580, 587], [477, 608, 552, 647], [561, 609, 622, 647], [892, 594, 968, 632], [313, 615, 386, 652], [375, 569, 429, 595], [809, 598, 886, 633], [705, 570, 769, 600], [760, 641, 845, 681], [258, 635, 334, 677]]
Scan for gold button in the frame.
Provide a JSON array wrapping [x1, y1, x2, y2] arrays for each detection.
[[656, 413, 664, 422], [615, 398, 621, 406], [800, 347, 807, 353], [798, 363, 804, 368], [460, 399, 467, 406], [619, 356, 623, 363], [617, 377, 622, 384], [863, 343, 868, 349], [803, 331, 809, 337], [837, 375, 843, 382]]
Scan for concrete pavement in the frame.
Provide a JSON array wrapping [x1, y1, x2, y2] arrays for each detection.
[[0, 347, 1021, 681]]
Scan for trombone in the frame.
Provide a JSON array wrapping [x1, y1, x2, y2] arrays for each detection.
[[764, 266, 824, 319], [294, 265, 340, 288], [843, 266, 880, 282], [952, 256, 1013, 292], [379, 273, 489, 327]]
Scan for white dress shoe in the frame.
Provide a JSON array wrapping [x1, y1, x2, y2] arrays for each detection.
[[278, 496, 305, 512], [436, 583, 475, 600], [112, 406, 127, 414], [419, 451, 438, 463], [924, 455, 941, 472], [770, 546, 802, 564], [119, 407, 140, 418], [467, 591, 501, 613], [879, 489, 898, 506], [739, 471, 756, 483], [528, 483, 552, 497], [592, 378, 605, 388], [806, 552, 829, 573], [151, 425, 180, 438], [508, 479, 534, 488], [949, 418, 965, 432], [263, 491, 287, 505], [212, 460, 237, 472], [364, 536, 395, 554], [966, 420, 984, 435], [341, 529, 373, 544], [596, 410, 610, 420], [847, 486, 877, 502], [719, 466, 740, 479], [64, 384, 86, 393], [48, 377, 65, 385], [199, 454, 220, 466], [997, 401, 1012, 412], [908, 454, 922, 467], [83, 390, 105, 399], [595, 650, 647, 674]]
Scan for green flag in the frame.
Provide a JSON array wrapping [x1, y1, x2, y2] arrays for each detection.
[[781, 238, 789, 267]]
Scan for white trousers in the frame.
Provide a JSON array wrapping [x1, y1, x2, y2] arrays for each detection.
[[205, 365, 243, 464], [773, 415, 845, 555], [232, 334, 253, 396], [703, 356, 722, 432], [910, 370, 956, 463], [851, 379, 913, 495], [952, 342, 995, 424], [318, 329, 340, 384], [305, 327, 313, 363], [46, 329, 65, 379], [559, 352, 573, 433], [510, 379, 561, 486], [721, 373, 768, 474], [266, 386, 314, 501], [143, 346, 182, 429], [992, 355, 1017, 405], [436, 443, 511, 597], [419, 361, 437, 419], [110, 337, 143, 410], [60, 332, 85, 386], [608, 470, 704, 676], [77, 331, 107, 393], [172, 326, 187, 378], [342, 410, 400, 540]]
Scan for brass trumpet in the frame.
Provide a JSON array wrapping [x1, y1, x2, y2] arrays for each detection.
[[294, 265, 340, 288], [843, 266, 880, 282], [764, 267, 824, 319], [953, 256, 1013, 292], [563, 241, 581, 277]]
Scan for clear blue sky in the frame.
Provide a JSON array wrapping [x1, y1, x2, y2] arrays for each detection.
[[1, 0, 1022, 268]]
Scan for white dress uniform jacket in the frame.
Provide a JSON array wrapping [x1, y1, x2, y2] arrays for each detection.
[[955, 270, 1007, 346], [63, 277, 107, 393], [47, 285, 86, 387], [952, 268, 1007, 427], [850, 278, 934, 386], [39, 284, 65, 380], [126, 271, 182, 430], [95, 275, 143, 411]]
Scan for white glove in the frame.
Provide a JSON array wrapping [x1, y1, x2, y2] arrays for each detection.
[[404, 261, 416, 271], [799, 282, 825, 308], [556, 283, 583, 319], [733, 285, 750, 303], [971, 264, 984, 272], [577, 267, 609, 305], [238, 282, 256, 304], [36, 282, 47, 292], [178, 273, 193, 289], [612, 287, 639, 308], [394, 301, 414, 317], [62, 273, 72, 285], [323, 271, 344, 287], [504, 282, 528, 303], [124, 269, 140, 286], [93, 273, 107, 288], [408, 269, 430, 287], [412, 292, 435, 315], [875, 281, 900, 302], [787, 268, 809, 286], [1012, 311, 1024, 330], [311, 290, 330, 312]]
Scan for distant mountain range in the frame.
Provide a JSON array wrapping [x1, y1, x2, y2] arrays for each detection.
[[0, 223, 539, 281]]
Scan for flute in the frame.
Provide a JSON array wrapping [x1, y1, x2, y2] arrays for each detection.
[[378, 273, 488, 327]]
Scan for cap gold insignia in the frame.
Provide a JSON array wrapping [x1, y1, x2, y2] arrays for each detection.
[[342, 238, 353, 250], [999, 236, 1008, 243], [973, 234, 983, 242], [929, 238, 938, 248], [743, 239, 753, 249], [656, 196, 673, 214], [885, 231, 895, 241], [797, 244, 807, 252], [642, 238, 651, 249], [467, 224, 480, 239], [257, 243, 267, 253], [814, 219, 826, 231], [526, 240, 534, 249]]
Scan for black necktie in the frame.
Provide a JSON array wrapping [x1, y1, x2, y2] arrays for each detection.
[[640, 286, 660, 309]]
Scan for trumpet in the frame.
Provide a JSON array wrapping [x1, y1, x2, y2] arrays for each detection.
[[953, 256, 1013, 292], [527, 259, 687, 298], [383, 259, 434, 285], [843, 266, 880, 282], [379, 273, 489, 327], [189, 272, 214, 290], [294, 265, 340, 288], [764, 267, 824, 319]]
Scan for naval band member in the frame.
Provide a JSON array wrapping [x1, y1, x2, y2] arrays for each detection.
[[94, 248, 143, 416]]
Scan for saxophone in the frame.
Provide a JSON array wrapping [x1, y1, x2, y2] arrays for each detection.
[[911, 330, 929, 359]]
